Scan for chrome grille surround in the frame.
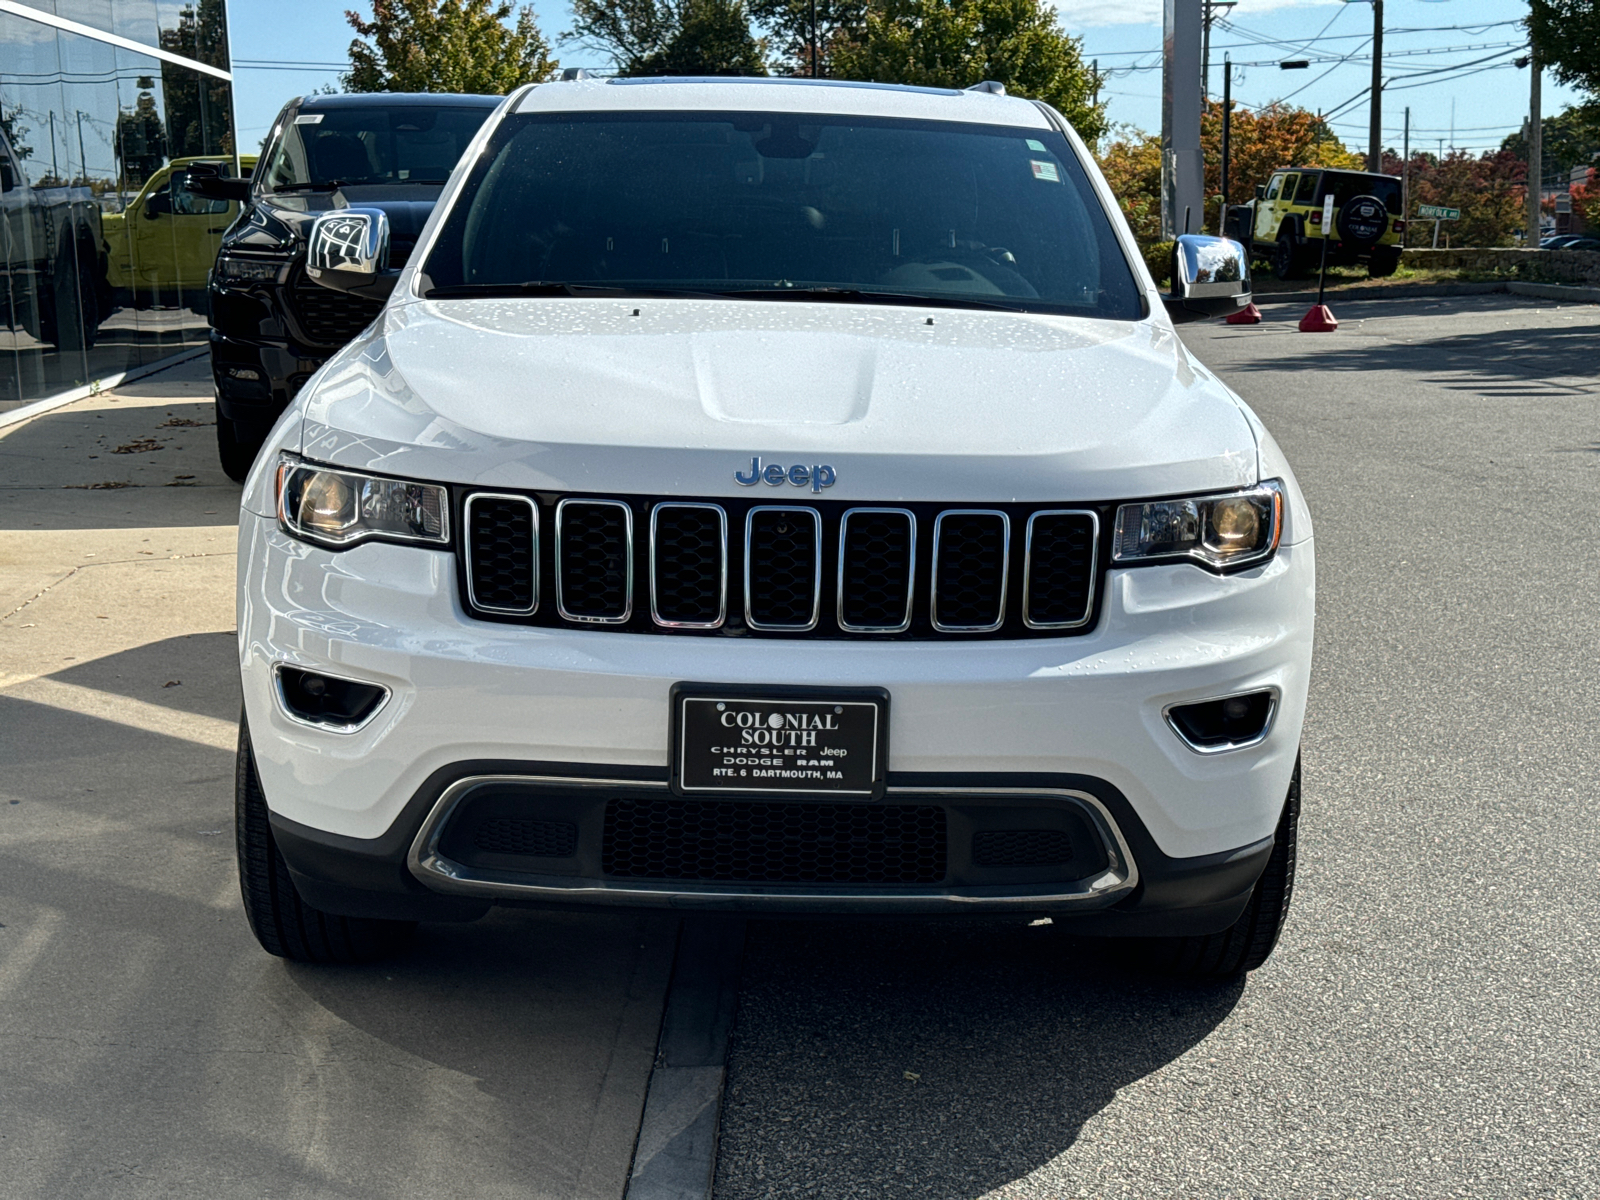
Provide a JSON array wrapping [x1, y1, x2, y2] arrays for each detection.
[[836, 507, 916, 633], [649, 502, 728, 629], [1022, 509, 1100, 630], [555, 498, 634, 624], [744, 506, 823, 632], [463, 493, 539, 616], [930, 510, 1011, 633]]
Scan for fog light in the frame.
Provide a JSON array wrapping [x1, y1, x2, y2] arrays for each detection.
[[229, 367, 261, 381], [273, 664, 388, 732], [1165, 690, 1278, 753]]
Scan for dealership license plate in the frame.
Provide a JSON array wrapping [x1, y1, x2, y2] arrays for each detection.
[[671, 685, 888, 797]]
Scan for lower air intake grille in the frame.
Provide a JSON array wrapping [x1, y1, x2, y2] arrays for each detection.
[[601, 797, 947, 884], [972, 829, 1076, 867], [558, 500, 632, 622], [474, 818, 578, 858]]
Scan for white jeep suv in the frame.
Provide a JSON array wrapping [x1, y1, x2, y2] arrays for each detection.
[[235, 76, 1313, 979]]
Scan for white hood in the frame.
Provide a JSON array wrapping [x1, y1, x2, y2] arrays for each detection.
[[293, 297, 1260, 505]]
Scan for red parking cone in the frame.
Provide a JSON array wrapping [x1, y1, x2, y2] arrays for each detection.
[[1298, 304, 1338, 332], [1226, 302, 1262, 325]]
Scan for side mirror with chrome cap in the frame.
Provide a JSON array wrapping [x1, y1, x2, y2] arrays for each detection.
[[1162, 234, 1251, 325], [306, 207, 400, 300]]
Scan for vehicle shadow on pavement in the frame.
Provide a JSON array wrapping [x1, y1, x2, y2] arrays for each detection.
[[1222, 315, 1599, 396], [44, 632, 241, 719], [715, 918, 1243, 1199]]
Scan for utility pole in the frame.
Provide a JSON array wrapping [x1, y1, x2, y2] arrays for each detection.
[[1220, 56, 1232, 235], [1401, 106, 1409, 247], [1092, 59, 1101, 107], [1527, 48, 1542, 246], [1367, 0, 1384, 173], [1200, 0, 1236, 101], [1161, 0, 1204, 240]]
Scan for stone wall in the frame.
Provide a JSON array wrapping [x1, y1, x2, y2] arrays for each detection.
[[1400, 247, 1600, 286]]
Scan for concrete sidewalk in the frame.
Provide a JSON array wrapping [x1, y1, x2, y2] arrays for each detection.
[[0, 359, 672, 1199]]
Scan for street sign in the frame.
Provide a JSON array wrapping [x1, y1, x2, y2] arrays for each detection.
[[1417, 204, 1460, 220]]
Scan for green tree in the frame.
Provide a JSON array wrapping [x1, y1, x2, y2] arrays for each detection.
[[570, 0, 767, 75], [1528, 0, 1600, 104], [160, 0, 235, 157], [827, 0, 1104, 141], [345, 0, 557, 94], [745, 0, 866, 75], [1500, 104, 1600, 181]]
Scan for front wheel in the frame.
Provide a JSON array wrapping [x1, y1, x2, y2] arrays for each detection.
[[1120, 755, 1301, 980], [236, 722, 415, 963], [216, 412, 266, 483]]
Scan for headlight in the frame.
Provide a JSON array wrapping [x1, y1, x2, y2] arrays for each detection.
[[276, 455, 449, 549], [216, 254, 284, 282], [1111, 480, 1283, 571]]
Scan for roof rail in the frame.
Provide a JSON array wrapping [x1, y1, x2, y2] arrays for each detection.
[[560, 67, 594, 81], [966, 80, 1007, 95]]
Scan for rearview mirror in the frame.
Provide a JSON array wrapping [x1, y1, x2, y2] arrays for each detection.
[[1255, 184, 1266, 200], [143, 192, 171, 219], [1162, 235, 1251, 324], [307, 207, 400, 300], [0, 159, 15, 193], [187, 161, 251, 202]]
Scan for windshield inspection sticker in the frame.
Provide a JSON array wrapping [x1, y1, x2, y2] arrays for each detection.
[[294, 114, 324, 125], [1030, 160, 1061, 183], [1026, 139, 1047, 152]]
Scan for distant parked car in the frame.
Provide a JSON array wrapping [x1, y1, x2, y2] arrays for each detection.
[[1226, 166, 1404, 280], [1556, 237, 1600, 252], [188, 92, 501, 480], [1541, 235, 1581, 248]]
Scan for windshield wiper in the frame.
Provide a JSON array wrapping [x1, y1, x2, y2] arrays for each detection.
[[422, 281, 730, 300], [271, 180, 357, 193], [724, 286, 1024, 312]]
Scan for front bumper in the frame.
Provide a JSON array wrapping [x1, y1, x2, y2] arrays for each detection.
[[239, 511, 1313, 916]]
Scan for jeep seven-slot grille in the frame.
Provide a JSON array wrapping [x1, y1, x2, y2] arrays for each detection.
[[460, 494, 1101, 639], [601, 796, 947, 884]]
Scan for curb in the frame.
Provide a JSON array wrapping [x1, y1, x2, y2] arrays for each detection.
[[625, 917, 746, 1200], [0, 345, 209, 435], [1252, 280, 1600, 306]]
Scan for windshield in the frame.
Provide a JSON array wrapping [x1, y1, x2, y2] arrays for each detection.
[[421, 111, 1143, 318], [263, 106, 494, 190]]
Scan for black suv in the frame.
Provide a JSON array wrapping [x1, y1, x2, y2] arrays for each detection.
[[191, 93, 500, 480]]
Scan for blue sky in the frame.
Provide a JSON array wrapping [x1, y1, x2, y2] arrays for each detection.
[[228, 0, 1582, 164]]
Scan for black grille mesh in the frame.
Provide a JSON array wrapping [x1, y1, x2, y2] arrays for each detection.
[[559, 502, 631, 620], [468, 498, 536, 612], [602, 797, 946, 884], [652, 505, 724, 625], [839, 510, 913, 629], [1025, 513, 1097, 627], [972, 829, 1075, 867], [746, 509, 819, 628], [288, 270, 383, 346], [474, 818, 578, 857], [934, 513, 1008, 629]]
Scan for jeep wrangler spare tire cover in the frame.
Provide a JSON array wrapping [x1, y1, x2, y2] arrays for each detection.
[[1337, 195, 1388, 246]]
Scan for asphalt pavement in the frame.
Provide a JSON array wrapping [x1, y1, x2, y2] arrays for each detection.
[[3, 295, 1597, 1198], [0, 362, 676, 1199], [712, 294, 1600, 1199]]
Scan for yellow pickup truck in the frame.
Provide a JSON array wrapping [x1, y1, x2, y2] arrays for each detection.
[[102, 155, 256, 311], [1225, 166, 1404, 280]]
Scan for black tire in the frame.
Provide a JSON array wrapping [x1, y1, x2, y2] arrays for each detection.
[[1368, 246, 1401, 278], [216, 413, 263, 483], [38, 245, 99, 351], [1272, 234, 1306, 281], [236, 722, 415, 963], [1120, 754, 1301, 981]]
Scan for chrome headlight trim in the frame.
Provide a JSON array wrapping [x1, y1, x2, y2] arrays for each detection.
[[275, 453, 450, 551]]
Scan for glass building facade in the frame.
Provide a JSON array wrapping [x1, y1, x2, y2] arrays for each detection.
[[1, 0, 235, 410]]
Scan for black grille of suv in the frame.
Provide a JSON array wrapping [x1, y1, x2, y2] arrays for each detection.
[[601, 796, 947, 884], [287, 268, 383, 346], [458, 493, 1102, 640]]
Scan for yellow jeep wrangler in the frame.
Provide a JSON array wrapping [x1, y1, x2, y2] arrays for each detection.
[[1226, 166, 1404, 280]]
